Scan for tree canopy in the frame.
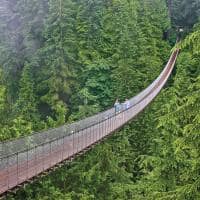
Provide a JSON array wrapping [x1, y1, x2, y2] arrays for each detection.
[[0, 0, 199, 199]]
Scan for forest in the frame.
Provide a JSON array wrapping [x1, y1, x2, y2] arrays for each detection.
[[0, 0, 199, 199]]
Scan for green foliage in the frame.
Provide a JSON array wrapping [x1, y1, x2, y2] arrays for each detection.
[[0, 0, 48, 101], [133, 25, 200, 199], [0, 69, 6, 119], [1, 1, 199, 200], [167, 0, 200, 29], [179, 28, 200, 54]]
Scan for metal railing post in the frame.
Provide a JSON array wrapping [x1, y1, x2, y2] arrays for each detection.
[[101, 122, 103, 140], [108, 116, 110, 134], [114, 115, 116, 130], [72, 131, 75, 155], [112, 116, 114, 133], [82, 128, 87, 149], [101, 121, 103, 139], [42, 143, 45, 171], [17, 152, 19, 184], [77, 131, 79, 153], [79, 130, 83, 150], [111, 115, 114, 133], [7, 156, 9, 189], [106, 118, 108, 135], [62, 136, 64, 161], [49, 142, 52, 168], [92, 125, 94, 145], [26, 149, 28, 179], [85, 128, 88, 147], [102, 120, 104, 138], [89, 126, 92, 145], [103, 121, 105, 137], [34, 146, 37, 176]]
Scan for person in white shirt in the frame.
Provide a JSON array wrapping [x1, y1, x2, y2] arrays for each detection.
[[124, 99, 130, 110]]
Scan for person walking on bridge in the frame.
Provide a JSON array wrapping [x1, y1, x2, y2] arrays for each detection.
[[124, 99, 130, 110], [114, 99, 121, 114]]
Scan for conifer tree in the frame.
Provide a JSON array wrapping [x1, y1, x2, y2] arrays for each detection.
[[35, 0, 77, 125]]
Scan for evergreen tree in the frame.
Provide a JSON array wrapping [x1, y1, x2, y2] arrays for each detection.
[[133, 25, 200, 200], [1, 1, 200, 199], [168, 0, 200, 29], [33, 0, 78, 125]]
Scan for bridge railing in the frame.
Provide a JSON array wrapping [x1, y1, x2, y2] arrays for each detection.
[[0, 50, 179, 195]]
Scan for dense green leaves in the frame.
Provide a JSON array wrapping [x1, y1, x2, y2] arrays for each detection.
[[1, 0, 199, 199], [167, 0, 200, 29]]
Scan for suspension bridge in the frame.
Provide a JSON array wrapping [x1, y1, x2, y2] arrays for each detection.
[[0, 49, 179, 196]]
